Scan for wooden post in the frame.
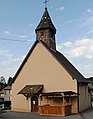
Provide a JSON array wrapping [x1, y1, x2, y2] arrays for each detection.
[[39, 95, 41, 106], [61, 93, 65, 106], [69, 95, 71, 104], [63, 94, 65, 106], [61, 93, 65, 116]]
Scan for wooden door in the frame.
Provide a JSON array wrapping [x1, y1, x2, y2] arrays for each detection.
[[31, 96, 38, 112]]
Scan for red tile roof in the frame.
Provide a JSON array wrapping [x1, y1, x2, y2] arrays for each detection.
[[0, 89, 4, 94], [4, 86, 11, 90]]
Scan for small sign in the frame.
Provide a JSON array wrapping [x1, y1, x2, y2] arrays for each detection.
[[33, 101, 35, 105]]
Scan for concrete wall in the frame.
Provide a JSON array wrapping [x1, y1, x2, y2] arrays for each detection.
[[12, 42, 77, 112]]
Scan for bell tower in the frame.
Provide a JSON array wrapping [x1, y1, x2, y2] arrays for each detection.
[[35, 7, 56, 50]]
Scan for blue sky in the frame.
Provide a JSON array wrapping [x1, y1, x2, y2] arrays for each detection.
[[0, 0, 93, 81]]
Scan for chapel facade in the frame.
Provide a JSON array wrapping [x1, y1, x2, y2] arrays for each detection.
[[10, 7, 91, 116]]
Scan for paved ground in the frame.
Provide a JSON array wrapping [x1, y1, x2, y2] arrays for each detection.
[[0, 108, 93, 119]]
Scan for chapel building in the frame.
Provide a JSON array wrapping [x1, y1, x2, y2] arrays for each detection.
[[10, 7, 91, 116]]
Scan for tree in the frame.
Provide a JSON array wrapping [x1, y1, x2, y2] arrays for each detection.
[[0, 76, 6, 84], [88, 77, 93, 84], [0, 76, 7, 91]]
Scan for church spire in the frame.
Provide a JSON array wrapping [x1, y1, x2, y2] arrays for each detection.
[[35, 8, 56, 33], [35, 8, 56, 50]]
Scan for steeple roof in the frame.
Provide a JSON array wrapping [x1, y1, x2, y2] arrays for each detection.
[[35, 8, 56, 33]]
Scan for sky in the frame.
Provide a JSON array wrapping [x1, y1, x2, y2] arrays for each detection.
[[0, 0, 93, 82]]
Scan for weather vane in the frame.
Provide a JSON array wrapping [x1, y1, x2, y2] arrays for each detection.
[[43, 0, 49, 8]]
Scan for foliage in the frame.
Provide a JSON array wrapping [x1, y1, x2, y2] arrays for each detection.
[[87, 77, 93, 84], [89, 77, 93, 81], [0, 76, 7, 91], [0, 76, 6, 84]]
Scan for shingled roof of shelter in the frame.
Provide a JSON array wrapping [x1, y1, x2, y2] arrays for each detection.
[[35, 8, 56, 33], [10, 40, 88, 85], [18, 85, 43, 94]]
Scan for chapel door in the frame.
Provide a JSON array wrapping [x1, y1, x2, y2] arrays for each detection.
[[31, 96, 38, 112]]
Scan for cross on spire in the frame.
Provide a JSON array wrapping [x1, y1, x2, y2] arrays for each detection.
[[43, 0, 49, 9]]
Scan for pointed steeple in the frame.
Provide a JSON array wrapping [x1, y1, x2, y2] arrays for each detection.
[[35, 8, 56, 50], [35, 8, 56, 33]]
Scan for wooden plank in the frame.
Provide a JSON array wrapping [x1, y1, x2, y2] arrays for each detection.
[[39, 105, 72, 116]]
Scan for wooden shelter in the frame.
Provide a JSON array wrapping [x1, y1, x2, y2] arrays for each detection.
[[39, 91, 78, 116]]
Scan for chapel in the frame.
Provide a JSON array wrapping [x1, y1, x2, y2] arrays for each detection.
[[10, 6, 91, 116]]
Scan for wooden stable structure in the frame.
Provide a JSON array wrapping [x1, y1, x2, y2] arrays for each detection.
[[38, 91, 78, 116]]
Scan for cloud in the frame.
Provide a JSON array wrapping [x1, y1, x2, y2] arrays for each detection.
[[3, 30, 29, 39], [0, 50, 24, 66], [18, 35, 27, 38], [56, 6, 64, 11], [4, 31, 11, 35], [63, 19, 79, 25], [63, 9, 93, 32], [1, 57, 22, 65], [57, 38, 93, 77], [0, 66, 17, 81], [78, 63, 93, 78], [57, 38, 93, 59], [28, 24, 35, 27], [77, 9, 93, 30], [85, 29, 93, 34], [0, 50, 13, 59], [0, 49, 24, 80], [87, 8, 93, 13]]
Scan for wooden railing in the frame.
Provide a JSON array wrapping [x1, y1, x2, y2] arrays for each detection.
[[39, 104, 72, 116]]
